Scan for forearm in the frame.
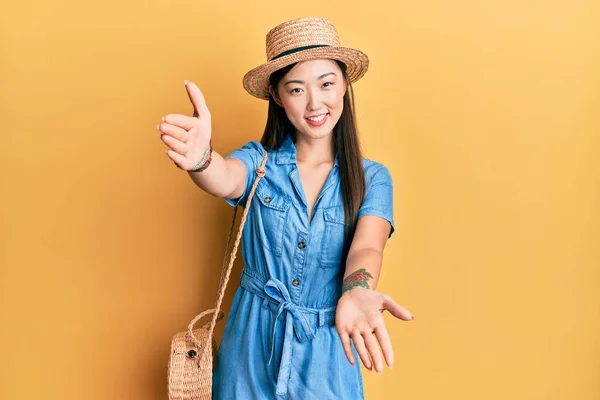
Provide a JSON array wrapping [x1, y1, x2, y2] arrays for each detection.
[[342, 247, 383, 294], [187, 150, 235, 198]]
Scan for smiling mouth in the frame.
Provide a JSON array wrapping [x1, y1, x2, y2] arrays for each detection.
[[305, 113, 328, 125], [306, 113, 328, 122]]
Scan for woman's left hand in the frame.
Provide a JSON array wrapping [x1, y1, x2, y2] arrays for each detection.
[[335, 287, 414, 374]]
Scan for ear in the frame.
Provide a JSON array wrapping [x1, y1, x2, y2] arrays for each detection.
[[269, 84, 283, 107]]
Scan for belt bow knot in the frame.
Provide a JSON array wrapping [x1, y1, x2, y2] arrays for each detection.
[[239, 271, 336, 396], [264, 278, 317, 366]]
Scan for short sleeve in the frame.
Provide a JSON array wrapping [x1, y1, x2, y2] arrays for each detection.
[[223, 140, 264, 208], [358, 164, 396, 238]]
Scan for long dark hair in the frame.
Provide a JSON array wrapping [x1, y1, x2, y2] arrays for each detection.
[[260, 60, 365, 264]]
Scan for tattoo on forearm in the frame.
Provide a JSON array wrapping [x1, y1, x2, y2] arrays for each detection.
[[342, 268, 374, 294]]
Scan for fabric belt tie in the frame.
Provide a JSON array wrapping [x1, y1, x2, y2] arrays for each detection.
[[239, 269, 337, 396]]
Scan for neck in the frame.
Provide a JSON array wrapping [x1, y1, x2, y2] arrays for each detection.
[[293, 133, 335, 165]]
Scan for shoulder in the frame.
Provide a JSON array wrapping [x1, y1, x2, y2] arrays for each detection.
[[225, 140, 267, 167], [361, 157, 392, 185], [234, 140, 266, 156]]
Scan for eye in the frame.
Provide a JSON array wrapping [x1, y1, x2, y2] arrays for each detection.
[[323, 81, 334, 88], [290, 88, 303, 94]]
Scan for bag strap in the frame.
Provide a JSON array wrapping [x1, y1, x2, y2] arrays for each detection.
[[187, 145, 268, 361]]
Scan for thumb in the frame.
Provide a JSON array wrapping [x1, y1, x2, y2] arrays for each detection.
[[184, 80, 208, 119], [381, 294, 414, 321]]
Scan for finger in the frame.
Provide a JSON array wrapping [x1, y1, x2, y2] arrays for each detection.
[[160, 133, 188, 154], [351, 330, 372, 370], [382, 294, 414, 321], [184, 80, 209, 119], [338, 331, 355, 366], [363, 330, 384, 374], [162, 114, 196, 132], [158, 122, 189, 143], [373, 326, 394, 368], [165, 148, 188, 168]]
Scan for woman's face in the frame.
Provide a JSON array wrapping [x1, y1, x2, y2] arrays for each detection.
[[270, 59, 347, 140]]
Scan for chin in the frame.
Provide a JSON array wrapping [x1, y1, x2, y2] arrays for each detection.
[[298, 127, 334, 140]]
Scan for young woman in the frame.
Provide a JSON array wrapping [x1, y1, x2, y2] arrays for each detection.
[[158, 16, 414, 400]]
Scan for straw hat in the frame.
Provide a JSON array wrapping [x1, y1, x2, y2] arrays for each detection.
[[242, 17, 369, 100]]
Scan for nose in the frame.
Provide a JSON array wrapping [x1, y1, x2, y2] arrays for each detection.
[[306, 88, 322, 112]]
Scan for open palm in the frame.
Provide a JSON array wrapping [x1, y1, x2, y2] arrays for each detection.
[[335, 288, 413, 374]]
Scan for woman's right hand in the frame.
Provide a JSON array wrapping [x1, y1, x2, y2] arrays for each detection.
[[158, 80, 212, 171]]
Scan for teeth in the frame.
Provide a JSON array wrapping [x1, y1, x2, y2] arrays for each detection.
[[307, 114, 326, 122]]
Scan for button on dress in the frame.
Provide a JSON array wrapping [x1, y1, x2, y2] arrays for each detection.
[[212, 134, 395, 399]]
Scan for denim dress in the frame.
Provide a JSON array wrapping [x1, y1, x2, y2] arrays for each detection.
[[212, 134, 395, 399]]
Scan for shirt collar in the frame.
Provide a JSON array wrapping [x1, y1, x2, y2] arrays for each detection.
[[276, 134, 339, 167]]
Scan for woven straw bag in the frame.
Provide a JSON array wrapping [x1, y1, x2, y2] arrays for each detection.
[[167, 146, 268, 400]]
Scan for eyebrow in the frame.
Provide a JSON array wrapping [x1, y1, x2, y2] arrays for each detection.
[[283, 72, 337, 86]]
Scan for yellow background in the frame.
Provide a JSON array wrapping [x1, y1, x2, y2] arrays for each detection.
[[1, 1, 599, 399]]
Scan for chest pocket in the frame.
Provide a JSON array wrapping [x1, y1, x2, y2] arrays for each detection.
[[253, 179, 291, 257], [319, 205, 347, 269]]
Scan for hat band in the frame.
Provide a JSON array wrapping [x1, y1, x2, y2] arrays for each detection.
[[270, 44, 331, 61]]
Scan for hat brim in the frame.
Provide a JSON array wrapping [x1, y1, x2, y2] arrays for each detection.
[[242, 46, 369, 100]]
